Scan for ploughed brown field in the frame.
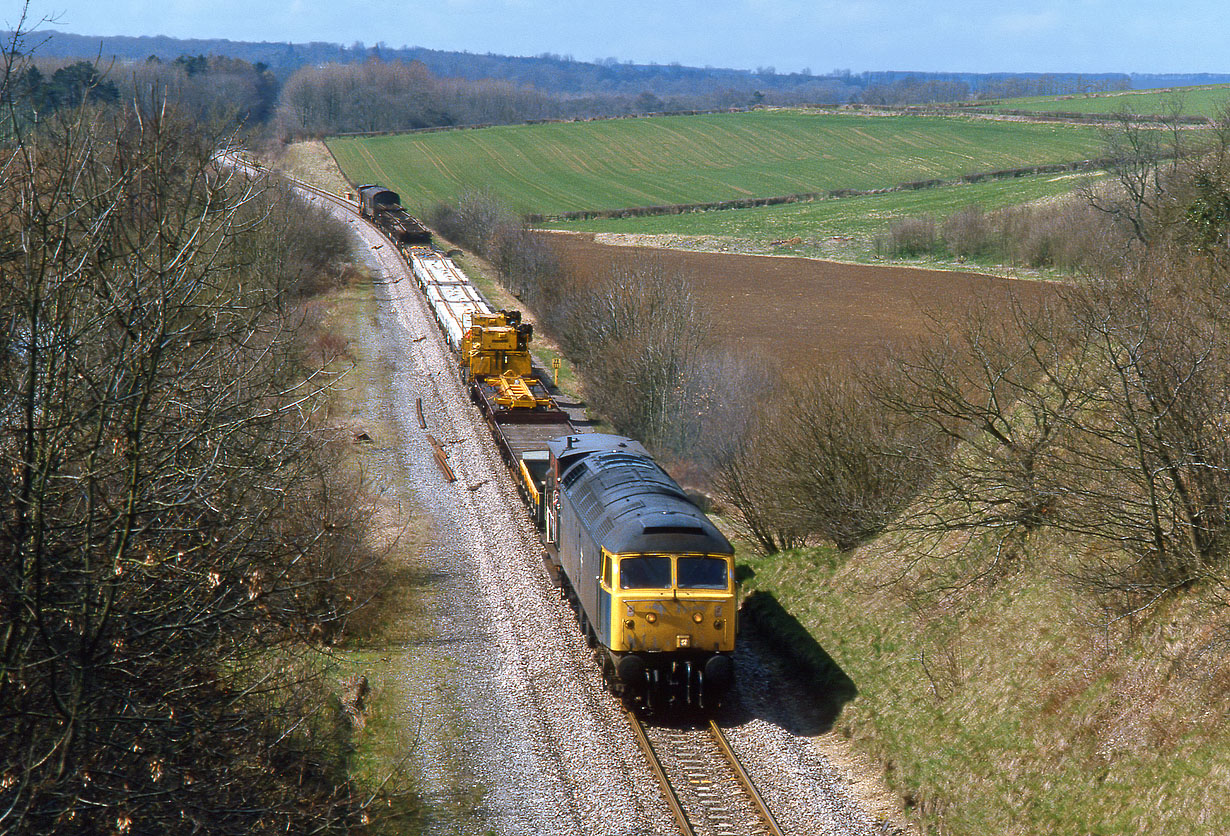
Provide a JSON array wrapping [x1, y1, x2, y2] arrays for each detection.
[[543, 232, 1056, 365]]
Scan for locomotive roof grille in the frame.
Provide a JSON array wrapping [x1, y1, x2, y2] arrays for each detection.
[[594, 452, 659, 471], [641, 523, 706, 535], [554, 437, 732, 555]]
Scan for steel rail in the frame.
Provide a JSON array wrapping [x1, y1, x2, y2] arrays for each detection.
[[708, 720, 785, 836], [627, 711, 697, 836]]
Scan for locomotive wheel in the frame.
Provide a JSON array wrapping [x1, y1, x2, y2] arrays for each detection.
[[670, 661, 688, 709]]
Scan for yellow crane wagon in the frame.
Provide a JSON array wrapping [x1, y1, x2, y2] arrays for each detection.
[[461, 309, 573, 527]]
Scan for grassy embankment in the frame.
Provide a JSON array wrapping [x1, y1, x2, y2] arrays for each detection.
[[735, 524, 1230, 834], [276, 140, 354, 196]]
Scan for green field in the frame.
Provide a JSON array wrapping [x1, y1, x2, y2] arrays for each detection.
[[327, 111, 1107, 217], [993, 83, 1230, 117], [552, 168, 1102, 263]]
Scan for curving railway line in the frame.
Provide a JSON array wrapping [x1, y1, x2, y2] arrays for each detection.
[[240, 152, 895, 836], [274, 165, 792, 834]]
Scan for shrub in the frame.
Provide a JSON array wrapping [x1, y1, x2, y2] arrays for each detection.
[[884, 215, 939, 256], [942, 204, 995, 258]]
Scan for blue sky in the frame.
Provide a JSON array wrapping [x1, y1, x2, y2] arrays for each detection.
[[10, 0, 1228, 74]]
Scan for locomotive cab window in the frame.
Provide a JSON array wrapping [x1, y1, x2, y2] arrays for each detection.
[[601, 552, 613, 588], [677, 556, 730, 590], [619, 556, 672, 589]]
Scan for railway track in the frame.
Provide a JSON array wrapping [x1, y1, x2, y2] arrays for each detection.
[[267, 160, 808, 835], [629, 712, 786, 836]]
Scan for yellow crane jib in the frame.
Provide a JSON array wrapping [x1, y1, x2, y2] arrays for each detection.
[[461, 310, 553, 409]]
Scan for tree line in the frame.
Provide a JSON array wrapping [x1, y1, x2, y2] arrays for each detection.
[[24, 29, 1172, 103], [1, 19, 410, 834], [3, 52, 278, 131], [5, 27, 1183, 144]]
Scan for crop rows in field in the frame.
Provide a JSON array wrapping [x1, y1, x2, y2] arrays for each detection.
[[326, 111, 1107, 217]]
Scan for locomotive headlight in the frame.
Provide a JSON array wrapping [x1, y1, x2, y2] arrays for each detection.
[[623, 619, 635, 629], [645, 612, 657, 624], [692, 612, 704, 624], [714, 619, 725, 630]]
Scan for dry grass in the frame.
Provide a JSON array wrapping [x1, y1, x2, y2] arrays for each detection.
[[736, 526, 1230, 834], [276, 140, 354, 196]]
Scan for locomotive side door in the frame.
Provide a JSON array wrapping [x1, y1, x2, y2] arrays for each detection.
[[597, 550, 613, 647], [546, 489, 559, 545]]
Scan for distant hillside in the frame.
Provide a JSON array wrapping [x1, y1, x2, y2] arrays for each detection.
[[13, 29, 1223, 102], [1131, 72, 1230, 88], [8, 30, 856, 98]]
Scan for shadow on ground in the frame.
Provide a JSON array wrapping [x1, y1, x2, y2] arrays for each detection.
[[723, 588, 858, 736]]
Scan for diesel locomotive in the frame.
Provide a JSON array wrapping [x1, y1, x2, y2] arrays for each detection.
[[545, 434, 737, 711]]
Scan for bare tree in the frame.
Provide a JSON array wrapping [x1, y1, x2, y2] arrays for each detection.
[[709, 397, 811, 555], [555, 255, 712, 453], [1055, 255, 1230, 595], [1084, 105, 1183, 247], [880, 298, 1094, 541], [0, 25, 392, 833], [713, 362, 944, 554], [878, 256, 1230, 600]]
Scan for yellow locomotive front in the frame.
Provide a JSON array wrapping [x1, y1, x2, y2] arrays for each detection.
[[603, 551, 737, 710], [602, 552, 735, 653]]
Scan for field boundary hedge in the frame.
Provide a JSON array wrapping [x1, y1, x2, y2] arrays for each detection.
[[809, 102, 1214, 125], [527, 156, 1114, 224]]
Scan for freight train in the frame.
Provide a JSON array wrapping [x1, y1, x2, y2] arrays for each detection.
[[358, 184, 432, 245], [362, 186, 736, 711]]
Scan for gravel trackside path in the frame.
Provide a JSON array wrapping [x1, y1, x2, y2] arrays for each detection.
[[337, 206, 666, 836]]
